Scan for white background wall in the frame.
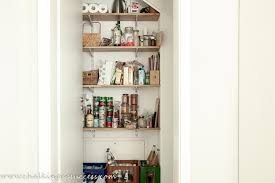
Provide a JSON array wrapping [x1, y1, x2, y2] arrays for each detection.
[[189, 0, 239, 182], [239, 0, 275, 182], [0, 1, 38, 183]]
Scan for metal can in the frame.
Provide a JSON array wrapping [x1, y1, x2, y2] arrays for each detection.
[[99, 107, 106, 119], [130, 94, 138, 105], [99, 97, 106, 106], [106, 97, 113, 106], [99, 119, 106, 128], [106, 116, 113, 122], [93, 118, 99, 128], [122, 94, 129, 104], [93, 96, 100, 107]]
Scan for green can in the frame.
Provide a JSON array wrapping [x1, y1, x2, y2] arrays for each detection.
[[140, 166, 160, 183]]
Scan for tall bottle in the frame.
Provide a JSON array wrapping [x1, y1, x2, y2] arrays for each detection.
[[86, 105, 94, 128], [113, 21, 122, 46], [147, 145, 156, 165]]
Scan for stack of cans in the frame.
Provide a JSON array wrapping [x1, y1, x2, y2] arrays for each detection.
[[99, 97, 107, 128], [130, 94, 138, 122], [93, 96, 100, 127], [121, 94, 130, 127], [106, 97, 113, 128]]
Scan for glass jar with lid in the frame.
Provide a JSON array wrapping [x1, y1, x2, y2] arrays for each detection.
[[133, 30, 140, 46], [124, 27, 134, 46]]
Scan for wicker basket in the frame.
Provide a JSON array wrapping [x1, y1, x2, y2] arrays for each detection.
[[82, 22, 101, 47], [83, 70, 99, 85]]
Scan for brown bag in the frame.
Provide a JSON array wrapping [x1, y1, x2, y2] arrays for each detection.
[[82, 22, 101, 47]]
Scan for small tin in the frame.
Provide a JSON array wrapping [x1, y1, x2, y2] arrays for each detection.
[[99, 119, 106, 128], [106, 121, 112, 128], [93, 118, 99, 128]]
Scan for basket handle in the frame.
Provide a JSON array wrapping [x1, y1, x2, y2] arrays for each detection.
[[82, 22, 92, 34], [82, 22, 101, 34], [91, 21, 101, 34]]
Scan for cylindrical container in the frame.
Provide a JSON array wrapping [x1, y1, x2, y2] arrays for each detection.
[[121, 94, 129, 104], [99, 119, 106, 128], [130, 94, 138, 105], [93, 96, 100, 107], [124, 27, 134, 46], [106, 97, 113, 106], [93, 118, 99, 128], [112, 118, 119, 128], [143, 35, 149, 46], [99, 106, 106, 119], [131, 104, 138, 111], [138, 68, 145, 85], [151, 36, 156, 46], [133, 30, 140, 46], [93, 109, 99, 118], [121, 103, 129, 114], [121, 113, 131, 127], [145, 72, 150, 85]]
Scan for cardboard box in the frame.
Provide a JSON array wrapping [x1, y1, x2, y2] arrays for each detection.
[[150, 71, 160, 85]]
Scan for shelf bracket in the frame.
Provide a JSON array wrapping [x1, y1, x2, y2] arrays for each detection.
[[135, 48, 138, 59], [88, 48, 94, 58], [134, 86, 138, 93], [91, 129, 96, 138], [87, 87, 94, 93], [135, 129, 139, 137], [88, 14, 93, 25], [135, 15, 138, 29]]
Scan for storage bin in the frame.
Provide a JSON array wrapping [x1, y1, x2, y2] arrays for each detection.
[[106, 160, 140, 183], [140, 166, 160, 183], [150, 71, 160, 85], [83, 70, 99, 85], [83, 163, 107, 183]]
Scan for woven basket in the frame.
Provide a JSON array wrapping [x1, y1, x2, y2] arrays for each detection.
[[82, 22, 101, 47]]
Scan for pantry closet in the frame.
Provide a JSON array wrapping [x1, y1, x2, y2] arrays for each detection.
[[55, 0, 174, 182]]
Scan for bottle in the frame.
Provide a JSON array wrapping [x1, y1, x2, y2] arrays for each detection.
[[147, 145, 156, 165], [86, 105, 94, 128], [138, 67, 145, 85], [113, 22, 122, 46], [151, 148, 160, 166]]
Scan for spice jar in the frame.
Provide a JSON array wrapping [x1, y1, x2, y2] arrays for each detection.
[[138, 116, 147, 128], [151, 36, 156, 46], [143, 35, 149, 46], [133, 30, 140, 46]]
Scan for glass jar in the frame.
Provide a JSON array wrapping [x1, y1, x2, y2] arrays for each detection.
[[143, 35, 149, 46], [124, 27, 134, 46], [133, 30, 140, 46]]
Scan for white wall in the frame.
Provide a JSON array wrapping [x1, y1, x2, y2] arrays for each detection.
[[190, 0, 239, 182], [0, 1, 38, 183], [159, 0, 174, 182], [239, 0, 275, 182]]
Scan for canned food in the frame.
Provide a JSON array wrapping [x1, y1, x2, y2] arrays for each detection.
[[93, 96, 100, 107], [121, 104, 129, 114], [99, 97, 106, 106], [106, 97, 113, 106], [93, 118, 99, 128], [130, 94, 138, 105], [130, 104, 138, 111], [106, 121, 112, 128], [106, 116, 113, 122], [112, 120, 118, 128], [99, 107, 106, 119], [99, 119, 106, 128], [122, 94, 129, 104]]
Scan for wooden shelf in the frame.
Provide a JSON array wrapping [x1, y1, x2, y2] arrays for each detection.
[[83, 85, 160, 88], [83, 46, 160, 52], [83, 127, 160, 131], [83, 13, 160, 21]]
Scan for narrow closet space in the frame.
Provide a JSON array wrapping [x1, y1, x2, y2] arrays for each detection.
[[81, 0, 162, 182]]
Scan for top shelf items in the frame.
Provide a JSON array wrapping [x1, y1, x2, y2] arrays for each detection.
[[83, 13, 160, 21]]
